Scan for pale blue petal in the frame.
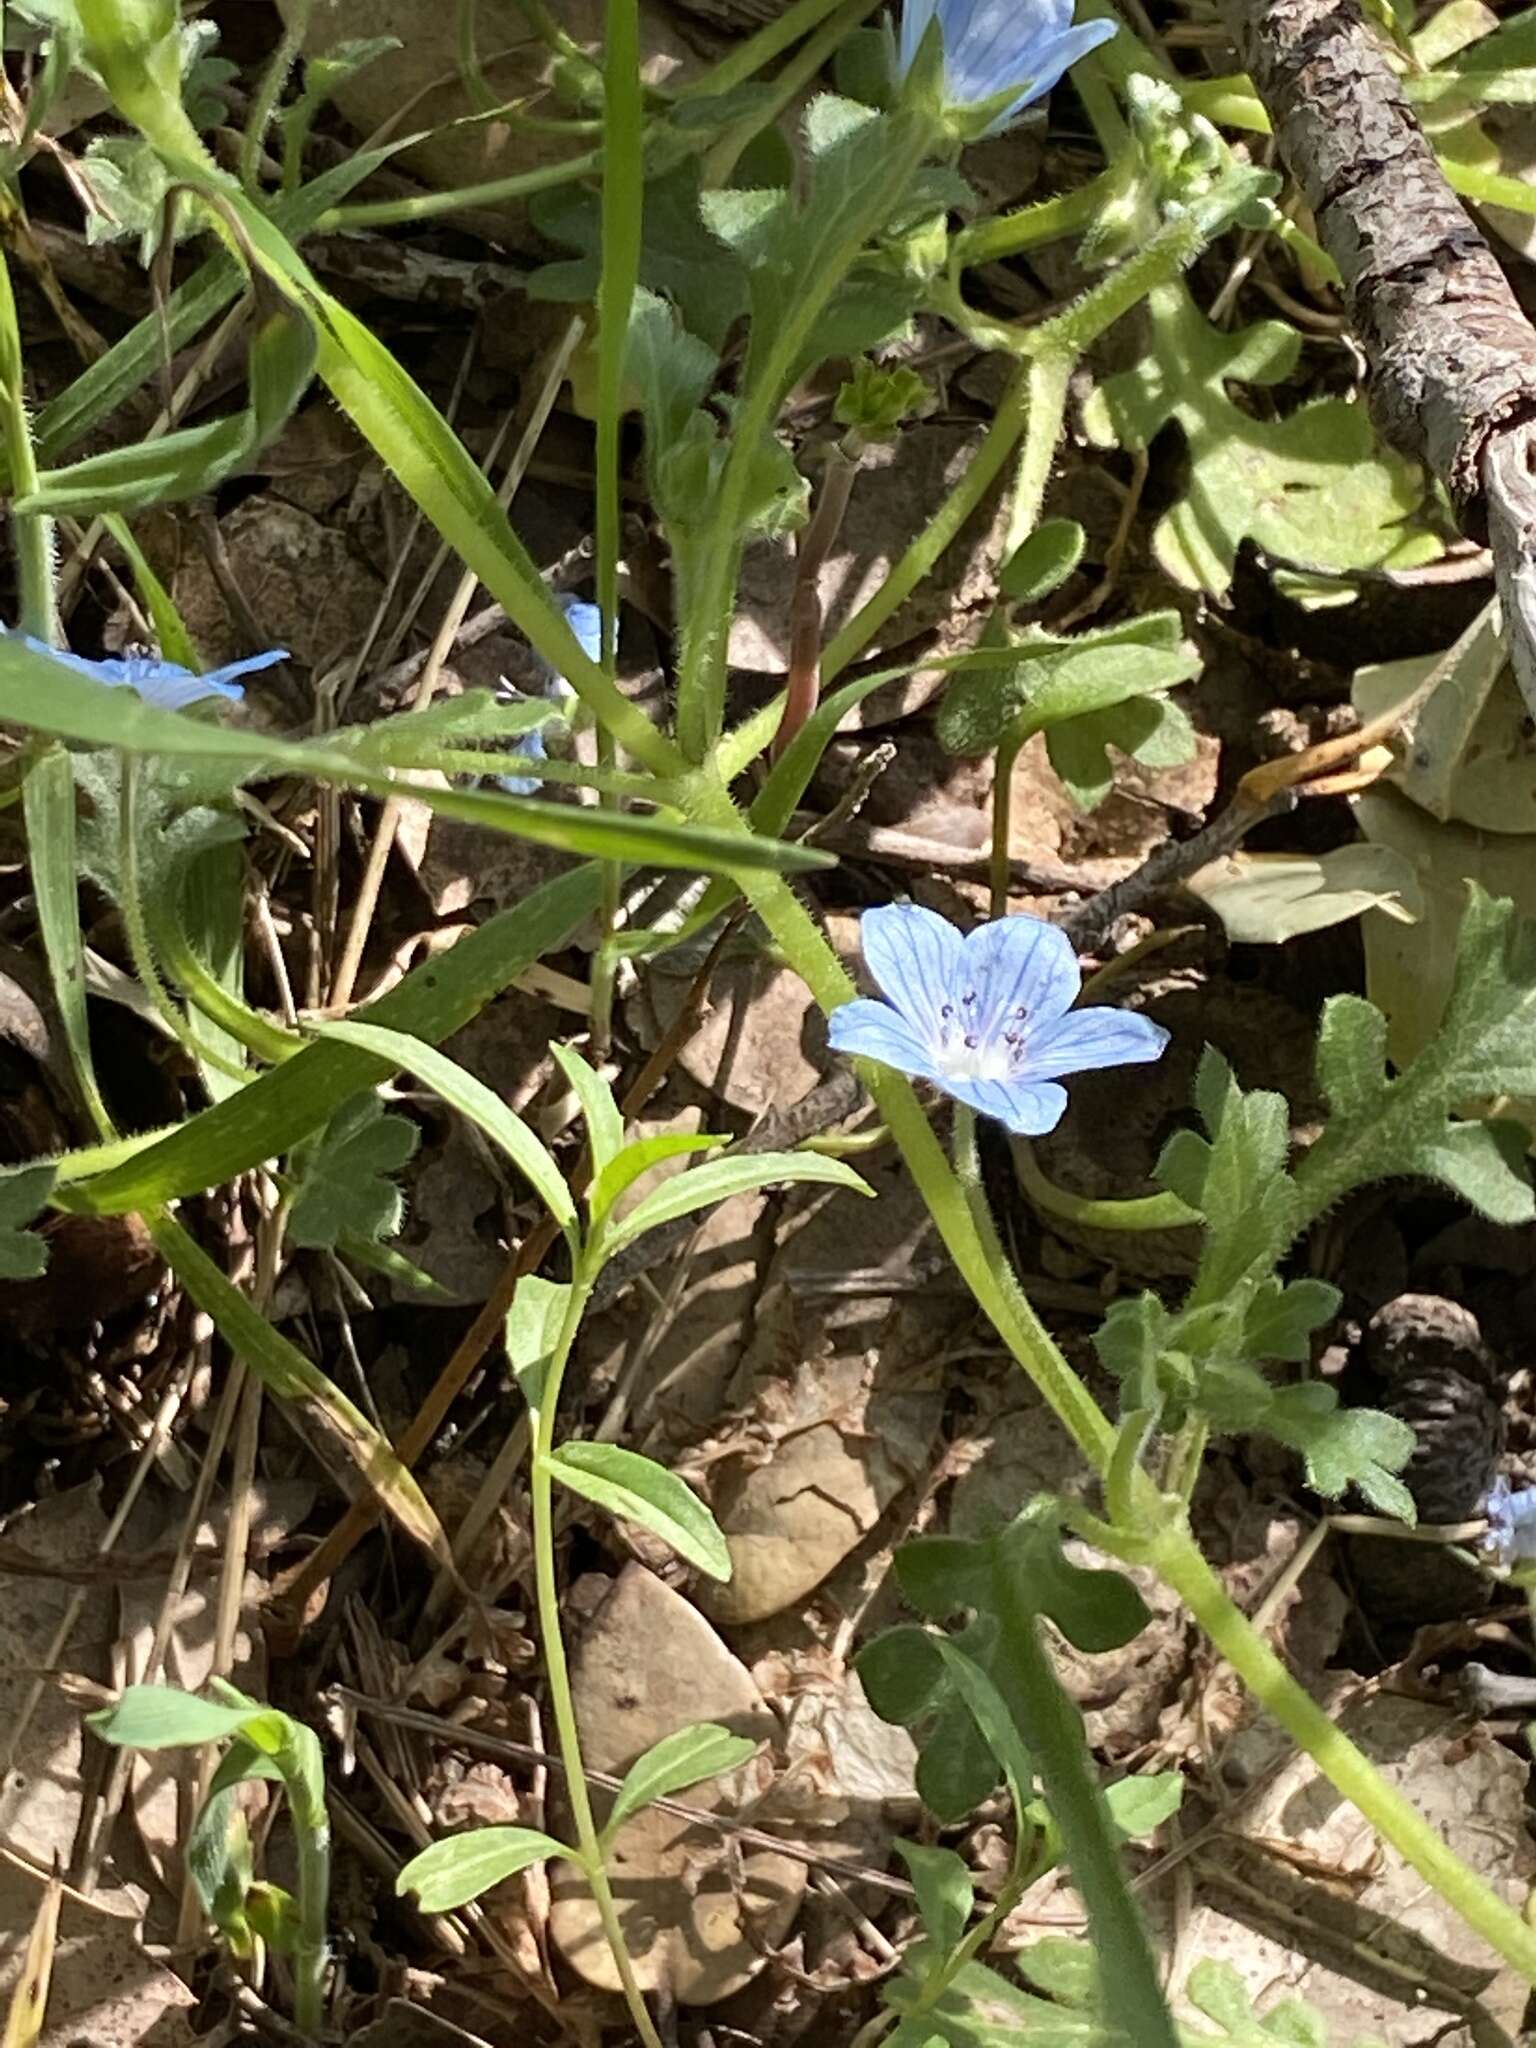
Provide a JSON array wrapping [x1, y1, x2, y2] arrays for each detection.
[[1021, 1006, 1169, 1082], [198, 647, 289, 695], [122, 664, 242, 710], [960, 913, 1079, 1045], [945, 1072, 1070, 1136], [14, 632, 104, 678], [828, 998, 947, 1085], [1485, 1476, 1536, 1562], [560, 595, 603, 666], [497, 727, 548, 796], [903, 0, 1115, 129], [9, 630, 281, 708], [981, 16, 1116, 126], [860, 903, 965, 1044]]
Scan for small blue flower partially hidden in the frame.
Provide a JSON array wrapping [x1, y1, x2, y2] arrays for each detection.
[[828, 903, 1167, 1136], [10, 631, 286, 712], [1483, 1475, 1536, 1566], [899, 0, 1116, 136], [495, 596, 602, 796]]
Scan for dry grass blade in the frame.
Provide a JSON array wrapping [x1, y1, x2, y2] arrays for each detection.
[[2, 1866, 61, 2048]]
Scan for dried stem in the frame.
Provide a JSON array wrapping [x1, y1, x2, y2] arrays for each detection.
[[772, 441, 862, 761]]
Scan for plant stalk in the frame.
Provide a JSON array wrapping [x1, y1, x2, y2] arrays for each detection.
[[0, 241, 56, 642], [682, 766, 1536, 1989], [1150, 1518, 1536, 1981], [529, 1270, 666, 2048], [997, 1580, 1179, 2048]]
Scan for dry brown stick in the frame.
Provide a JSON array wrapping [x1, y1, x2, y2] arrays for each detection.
[[1221, 0, 1536, 711], [272, 910, 750, 1632]]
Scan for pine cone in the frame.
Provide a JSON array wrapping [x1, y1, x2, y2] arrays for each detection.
[[1345, 1294, 1504, 1626]]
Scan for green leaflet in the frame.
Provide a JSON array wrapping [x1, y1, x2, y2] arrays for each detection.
[[1082, 281, 1436, 596]]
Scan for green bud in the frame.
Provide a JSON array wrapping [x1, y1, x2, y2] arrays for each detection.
[[835, 356, 932, 440]]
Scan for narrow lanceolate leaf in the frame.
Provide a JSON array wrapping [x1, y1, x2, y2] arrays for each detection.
[[544, 1442, 731, 1580], [23, 743, 112, 1139], [587, 1132, 729, 1225], [0, 639, 820, 876], [89, 1685, 263, 1750], [67, 865, 602, 1214], [3, 1866, 60, 2048], [19, 298, 317, 516], [550, 1043, 624, 1183], [25, 140, 411, 479], [397, 1827, 576, 1913], [150, 1212, 451, 1568], [599, 1151, 872, 1258], [604, 1723, 759, 1837], [319, 1020, 576, 1234], [212, 183, 678, 777]]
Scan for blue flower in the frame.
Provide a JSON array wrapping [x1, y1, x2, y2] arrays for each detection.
[[10, 631, 286, 711], [1483, 1476, 1536, 1565], [899, 0, 1116, 135], [828, 903, 1167, 1135], [496, 596, 603, 796]]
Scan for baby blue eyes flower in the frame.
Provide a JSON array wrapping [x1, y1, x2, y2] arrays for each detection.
[[496, 596, 602, 796], [1483, 1477, 1536, 1566], [828, 903, 1168, 1136], [11, 631, 286, 711], [899, 0, 1117, 137]]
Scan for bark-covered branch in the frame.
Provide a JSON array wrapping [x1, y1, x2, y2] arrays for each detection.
[[1220, 0, 1536, 709]]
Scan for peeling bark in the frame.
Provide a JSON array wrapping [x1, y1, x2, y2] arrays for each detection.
[[1221, 0, 1536, 711]]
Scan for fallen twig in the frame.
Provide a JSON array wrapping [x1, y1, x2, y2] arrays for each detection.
[[1221, 0, 1536, 712]]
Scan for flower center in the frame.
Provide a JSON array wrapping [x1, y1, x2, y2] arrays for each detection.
[[933, 992, 1029, 1082]]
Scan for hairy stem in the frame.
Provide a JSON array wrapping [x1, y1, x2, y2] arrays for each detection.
[[0, 240, 57, 643], [996, 1578, 1178, 2048], [1151, 1518, 1536, 1982], [680, 767, 1536, 1989]]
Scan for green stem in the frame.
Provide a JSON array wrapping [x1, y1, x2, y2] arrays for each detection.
[[319, 149, 605, 231], [675, 110, 937, 759], [679, 770, 1536, 1990], [1150, 1520, 1536, 1983], [1003, 352, 1072, 563], [701, 0, 881, 187], [1165, 1418, 1209, 1505], [149, 894, 303, 1065], [0, 239, 57, 642], [530, 1271, 665, 2048], [240, 0, 306, 195], [675, 0, 859, 100], [279, 1738, 332, 2035], [824, 184, 1257, 688], [997, 1584, 1178, 2048], [590, 0, 643, 1057], [821, 355, 1034, 685], [1012, 1138, 1201, 1233], [951, 171, 1116, 271]]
